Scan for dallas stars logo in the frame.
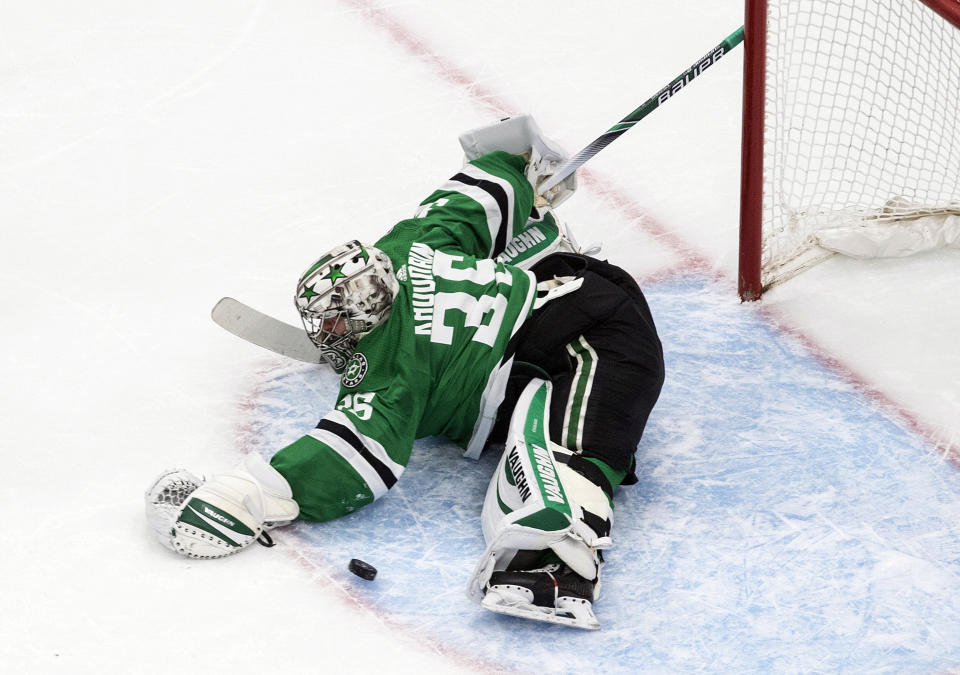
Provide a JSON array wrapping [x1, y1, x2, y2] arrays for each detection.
[[341, 352, 368, 388]]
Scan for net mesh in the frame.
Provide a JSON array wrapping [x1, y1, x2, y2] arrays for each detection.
[[761, 0, 960, 287]]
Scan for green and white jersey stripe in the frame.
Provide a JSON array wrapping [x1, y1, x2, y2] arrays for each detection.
[[409, 151, 530, 259], [308, 410, 405, 499], [436, 162, 519, 257]]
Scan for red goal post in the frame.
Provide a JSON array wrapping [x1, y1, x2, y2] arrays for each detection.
[[739, 0, 960, 301]]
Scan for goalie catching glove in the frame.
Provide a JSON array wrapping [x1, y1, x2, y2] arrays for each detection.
[[467, 379, 613, 630], [458, 114, 577, 208], [145, 453, 299, 559]]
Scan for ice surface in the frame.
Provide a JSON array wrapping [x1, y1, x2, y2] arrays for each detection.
[[2, 1, 958, 673], [245, 279, 960, 672]]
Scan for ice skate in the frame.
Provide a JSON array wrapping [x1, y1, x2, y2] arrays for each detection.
[[481, 563, 600, 631]]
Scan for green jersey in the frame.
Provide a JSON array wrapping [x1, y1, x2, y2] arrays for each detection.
[[271, 152, 562, 522]]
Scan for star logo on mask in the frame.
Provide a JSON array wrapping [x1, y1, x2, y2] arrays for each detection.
[[323, 264, 347, 284], [299, 284, 319, 300], [357, 246, 370, 264]]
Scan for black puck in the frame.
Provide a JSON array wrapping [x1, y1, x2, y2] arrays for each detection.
[[348, 558, 377, 580]]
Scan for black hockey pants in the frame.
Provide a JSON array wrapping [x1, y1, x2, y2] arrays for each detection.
[[493, 253, 665, 483]]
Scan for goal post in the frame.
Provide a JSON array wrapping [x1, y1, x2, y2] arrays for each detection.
[[738, 0, 960, 301]]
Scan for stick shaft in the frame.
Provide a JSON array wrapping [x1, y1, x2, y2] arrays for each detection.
[[538, 26, 745, 195]]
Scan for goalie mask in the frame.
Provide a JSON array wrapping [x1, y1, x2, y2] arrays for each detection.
[[295, 241, 399, 372]]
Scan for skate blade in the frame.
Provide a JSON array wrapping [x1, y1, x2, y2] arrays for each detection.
[[481, 592, 600, 630]]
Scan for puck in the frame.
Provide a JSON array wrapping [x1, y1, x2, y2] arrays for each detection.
[[348, 558, 377, 580]]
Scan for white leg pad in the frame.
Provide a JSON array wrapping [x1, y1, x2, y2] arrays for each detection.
[[468, 379, 612, 601]]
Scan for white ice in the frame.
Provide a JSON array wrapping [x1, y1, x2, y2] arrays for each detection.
[[2, 1, 958, 672]]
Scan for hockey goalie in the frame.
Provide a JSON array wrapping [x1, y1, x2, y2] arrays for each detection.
[[145, 116, 665, 630]]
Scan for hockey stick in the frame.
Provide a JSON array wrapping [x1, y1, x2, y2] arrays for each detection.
[[211, 297, 325, 364], [213, 28, 744, 363], [537, 25, 745, 196]]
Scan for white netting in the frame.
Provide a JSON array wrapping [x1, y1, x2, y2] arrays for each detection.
[[761, 0, 960, 287]]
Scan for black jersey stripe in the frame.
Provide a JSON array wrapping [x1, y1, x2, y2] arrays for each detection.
[[451, 171, 511, 256], [316, 419, 398, 489]]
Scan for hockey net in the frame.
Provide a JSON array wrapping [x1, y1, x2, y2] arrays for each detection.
[[739, 0, 960, 300]]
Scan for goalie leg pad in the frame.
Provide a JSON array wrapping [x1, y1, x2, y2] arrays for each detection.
[[469, 379, 612, 606], [550, 454, 613, 600]]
